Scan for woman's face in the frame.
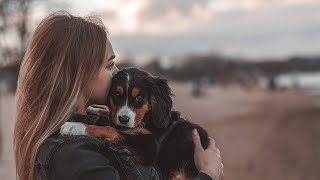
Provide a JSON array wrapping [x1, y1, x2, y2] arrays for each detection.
[[85, 39, 119, 105]]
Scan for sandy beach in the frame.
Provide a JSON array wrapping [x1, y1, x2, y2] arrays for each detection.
[[0, 92, 16, 180], [171, 83, 320, 180], [1, 82, 320, 180]]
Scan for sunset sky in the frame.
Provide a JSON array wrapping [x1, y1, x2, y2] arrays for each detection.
[[32, 0, 320, 62]]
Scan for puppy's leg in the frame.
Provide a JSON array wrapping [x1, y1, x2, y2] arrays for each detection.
[[167, 161, 194, 180], [171, 169, 191, 180], [60, 122, 87, 136], [121, 127, 156, 165], [60, 122, 121, 141], [123, 127, 151, 135], [86, 125, 122, 141]]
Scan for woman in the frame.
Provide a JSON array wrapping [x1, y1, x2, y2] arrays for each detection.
[[13, 11, 223, 180]]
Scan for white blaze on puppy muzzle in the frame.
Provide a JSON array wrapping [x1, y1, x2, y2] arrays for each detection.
[[116, 105, 136, 128], [116, 72, 136, 128]]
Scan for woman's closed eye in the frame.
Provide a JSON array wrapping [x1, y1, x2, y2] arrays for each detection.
[[107, 61, 115, 70]]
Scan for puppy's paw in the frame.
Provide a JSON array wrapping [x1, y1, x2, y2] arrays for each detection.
[[60, 122, 87, 136]]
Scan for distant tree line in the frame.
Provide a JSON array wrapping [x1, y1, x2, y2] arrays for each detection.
[[137, 55, 320, 82]]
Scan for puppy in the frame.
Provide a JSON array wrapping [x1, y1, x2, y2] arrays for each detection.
[[61, 68, 209, 179]]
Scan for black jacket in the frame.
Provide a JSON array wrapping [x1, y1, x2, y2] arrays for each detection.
[[35, 113, 213, 180]]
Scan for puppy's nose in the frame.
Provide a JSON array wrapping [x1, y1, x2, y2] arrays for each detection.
[[119, 115, 130, 124]]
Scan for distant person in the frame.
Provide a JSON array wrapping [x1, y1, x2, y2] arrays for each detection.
[[13, 11, 223, 180], [192, 79, 202, 97], [292, 73, 300, 89], [268, 76, 277, 91], [192, 76, 211, 97]]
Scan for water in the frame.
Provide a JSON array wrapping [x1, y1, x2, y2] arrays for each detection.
[[276, 72, 320, 95]]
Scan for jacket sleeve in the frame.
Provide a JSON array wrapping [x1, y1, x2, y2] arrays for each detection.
[[48, 138, 120, 180]]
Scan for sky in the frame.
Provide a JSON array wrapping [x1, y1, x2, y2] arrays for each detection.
[[31, 0, 320, 63]]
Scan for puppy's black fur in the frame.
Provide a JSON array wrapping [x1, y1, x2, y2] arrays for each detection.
[[108, 68, 209, 179]]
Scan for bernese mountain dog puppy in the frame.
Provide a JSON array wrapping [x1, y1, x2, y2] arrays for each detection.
[[61, 68, 209, 179]]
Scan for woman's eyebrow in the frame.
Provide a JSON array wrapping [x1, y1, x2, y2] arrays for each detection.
[[108, 55, 115, 61]]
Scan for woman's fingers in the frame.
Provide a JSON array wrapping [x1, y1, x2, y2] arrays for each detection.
[[207, 137, 216, 150], [192, 131, 224, 179], [192, 129, 204, 151], [219, 163, 224, 180], [208, 138, 221, 161]]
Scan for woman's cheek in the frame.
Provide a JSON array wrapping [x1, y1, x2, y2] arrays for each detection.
[[104, 69, 113, 96]]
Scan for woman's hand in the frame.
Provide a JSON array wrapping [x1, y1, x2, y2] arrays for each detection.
[[192, 129, 224, 180]]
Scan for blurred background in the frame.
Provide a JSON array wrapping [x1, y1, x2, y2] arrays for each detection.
[[1, 0, 320, 179]]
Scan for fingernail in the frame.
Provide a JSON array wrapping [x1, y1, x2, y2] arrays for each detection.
[[192, 128, 198, 135]]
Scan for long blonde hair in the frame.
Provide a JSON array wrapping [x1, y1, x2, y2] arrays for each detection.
[[13, 11, 108, 180]]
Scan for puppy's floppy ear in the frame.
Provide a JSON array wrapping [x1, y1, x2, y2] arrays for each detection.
[[150, 77, 173, 128]]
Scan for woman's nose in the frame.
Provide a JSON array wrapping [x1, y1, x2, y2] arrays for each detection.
[[112, 65, 119, 76]]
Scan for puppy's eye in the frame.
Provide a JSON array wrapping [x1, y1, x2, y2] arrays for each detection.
[[135, 96, 143, 101], [112, 92, 121, 97]]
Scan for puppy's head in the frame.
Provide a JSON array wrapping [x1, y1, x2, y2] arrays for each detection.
[[107, 68, 172, 129]]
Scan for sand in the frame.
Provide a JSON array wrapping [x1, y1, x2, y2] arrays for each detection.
[[0, 92, 16, 180], [170, 83, 320, 180], [1, 82, 320, 180]]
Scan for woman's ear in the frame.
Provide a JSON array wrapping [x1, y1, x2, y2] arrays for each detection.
[[150, 77, 173, 128]]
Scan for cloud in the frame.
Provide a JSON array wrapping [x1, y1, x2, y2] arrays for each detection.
[[110, 2, 320, 59], [30, 0, 320, 59], [138, 0, 210, 20]]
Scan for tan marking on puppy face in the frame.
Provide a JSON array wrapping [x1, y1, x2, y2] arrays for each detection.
[[116, 86, 124, 95], [131, 87, 139, 98], [133, 101, 150, 127], [110, 99, 119, 124]]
